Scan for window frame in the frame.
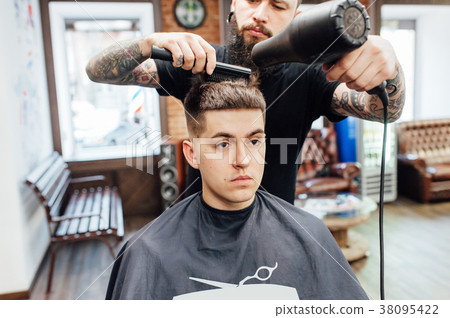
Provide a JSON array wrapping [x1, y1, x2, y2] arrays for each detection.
[[39, 0, 166, 169]]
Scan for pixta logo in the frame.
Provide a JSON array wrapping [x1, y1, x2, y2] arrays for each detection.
[[126, 127, 172, 175]]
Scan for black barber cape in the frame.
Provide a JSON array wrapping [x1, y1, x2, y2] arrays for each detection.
[[106, 190, 368, 300]]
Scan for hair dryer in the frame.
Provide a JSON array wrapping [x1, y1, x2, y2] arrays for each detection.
[[251, 0, 370, 66], [252, 0, 388, 104]]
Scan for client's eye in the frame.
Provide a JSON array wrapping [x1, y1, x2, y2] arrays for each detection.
[[216, 141, 229, 149], [249, 138, 264, 146]]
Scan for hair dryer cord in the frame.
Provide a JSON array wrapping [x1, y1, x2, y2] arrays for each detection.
[[367, 81, 389, 300]]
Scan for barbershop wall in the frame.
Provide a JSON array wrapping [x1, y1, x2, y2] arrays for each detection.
[[0, 0, 53, 295], [415, 9, 450, 119], [382, 4, 450, 120], [162, 0, 221, 140]]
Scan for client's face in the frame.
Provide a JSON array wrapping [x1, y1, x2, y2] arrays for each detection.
[[194, 108, 266, 211]]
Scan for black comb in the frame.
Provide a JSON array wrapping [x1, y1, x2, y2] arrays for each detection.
[[150, 46, 251, 82]]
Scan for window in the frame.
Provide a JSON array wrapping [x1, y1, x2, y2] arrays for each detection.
[[380, 15, 415, 122], [381, 4, 450, 120], [49, 2, 161, 161]]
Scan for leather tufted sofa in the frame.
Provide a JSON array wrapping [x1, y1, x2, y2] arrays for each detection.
[[397, 118, 450, 202], [295, 127, 360, 197]]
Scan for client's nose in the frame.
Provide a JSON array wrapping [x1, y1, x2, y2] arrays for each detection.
[[233, 139, 251, 168]]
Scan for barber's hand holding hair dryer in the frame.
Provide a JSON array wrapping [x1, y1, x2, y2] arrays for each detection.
[[251, 0, 391, 103]]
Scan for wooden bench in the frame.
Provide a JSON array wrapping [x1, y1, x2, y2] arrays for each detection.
[[25, 152, 124, 293]]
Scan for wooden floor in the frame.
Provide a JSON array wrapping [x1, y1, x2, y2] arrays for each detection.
[[30, 196, 450, 300], [352, 196, 450, 300]]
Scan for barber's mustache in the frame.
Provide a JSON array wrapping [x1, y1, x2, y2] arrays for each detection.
[[240, 23, 273, 38]]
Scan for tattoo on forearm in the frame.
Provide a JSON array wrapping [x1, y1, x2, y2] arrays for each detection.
[[350, 90, 367, 111], [87, 40, 142, 81], [130, 60, 160, 86], [342, 91, 349, 106], [385, 65, 405, 121], [86, 39, 160, 87], [333, 90, 374, 120], [331, 65, 406, 123], [386, 66, 401, 96]]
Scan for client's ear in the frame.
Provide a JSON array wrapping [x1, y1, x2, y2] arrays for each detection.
[[182, 139, 199, 170]]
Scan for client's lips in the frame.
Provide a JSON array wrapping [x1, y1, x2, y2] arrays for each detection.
[[231, 175, 253, 185]]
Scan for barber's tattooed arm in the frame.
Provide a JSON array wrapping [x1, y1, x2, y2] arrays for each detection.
[[86, 39, 160, 87], [330, 65, 405, 123]]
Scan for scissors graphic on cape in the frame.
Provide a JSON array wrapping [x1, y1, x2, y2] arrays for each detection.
[[189, 262, 278, 288], [174, 262, 298, 299]]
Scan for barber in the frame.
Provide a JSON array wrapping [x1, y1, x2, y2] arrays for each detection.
[[86, 0, 405, 204]]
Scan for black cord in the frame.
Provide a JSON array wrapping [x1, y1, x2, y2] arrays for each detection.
[[379, 96, 388, 301], [367, 82, 389, 300]]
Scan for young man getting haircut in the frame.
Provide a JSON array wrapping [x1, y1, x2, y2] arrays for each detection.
[[106, 79, 368, 300]]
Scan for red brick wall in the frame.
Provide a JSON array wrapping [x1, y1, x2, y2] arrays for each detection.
[[161, 0, 221, 140]]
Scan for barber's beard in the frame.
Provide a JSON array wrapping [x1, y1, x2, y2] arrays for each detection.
[[228, 18, 279, 79]]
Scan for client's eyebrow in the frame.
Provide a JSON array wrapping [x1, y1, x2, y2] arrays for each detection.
[[210, 129, 265, 139], [246, 129, 265, 137]]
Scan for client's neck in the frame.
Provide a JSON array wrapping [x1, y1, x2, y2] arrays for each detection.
[[202, 188, 256, 212]]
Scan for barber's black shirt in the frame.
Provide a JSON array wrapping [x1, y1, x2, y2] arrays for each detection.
[[155, 44, 344, 204]]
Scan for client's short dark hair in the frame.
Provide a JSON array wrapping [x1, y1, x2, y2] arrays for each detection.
[[183, 78, 266, 136]]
